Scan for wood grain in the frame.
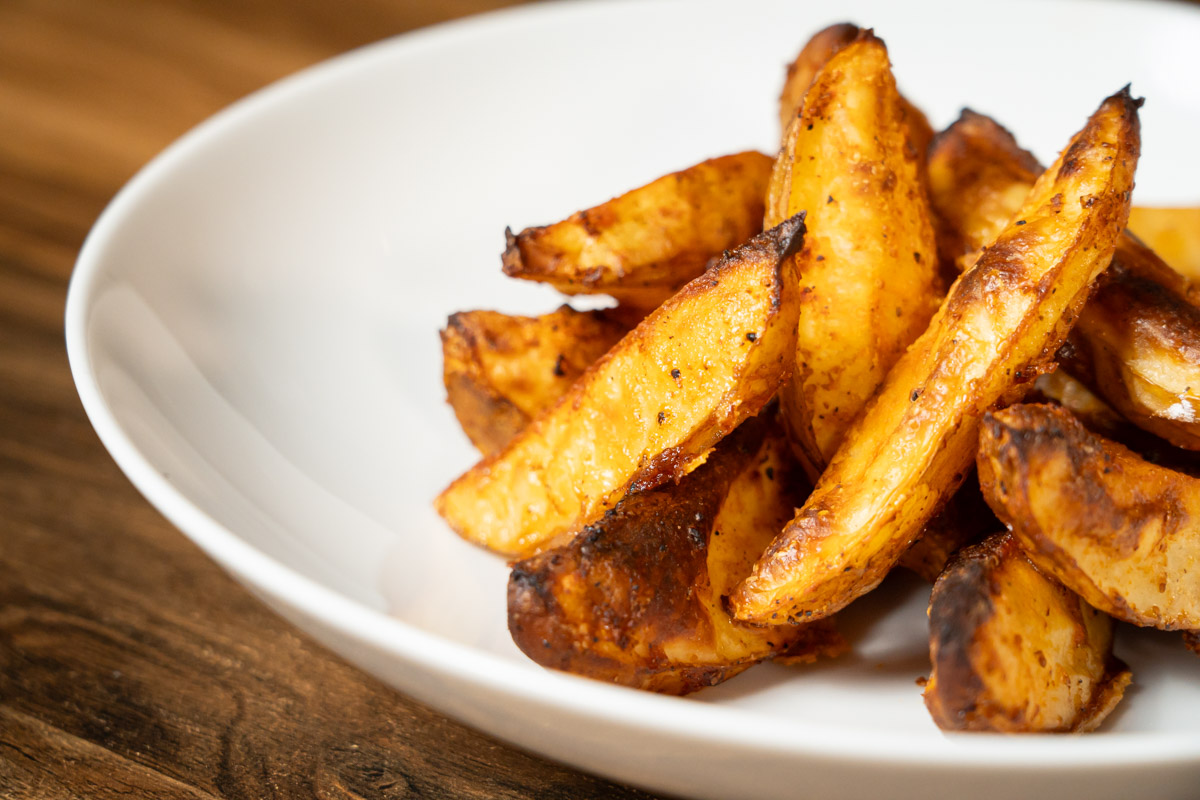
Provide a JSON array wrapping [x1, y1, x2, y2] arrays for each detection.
[[0, 2, 660, 798]]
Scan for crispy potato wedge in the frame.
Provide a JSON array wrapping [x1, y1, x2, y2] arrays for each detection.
[[929, 109, 1200, 451], [978, 403, 1200, 632], [732, 88, 1140, 625], [778, 24, 934, 158], [926, 110, 1042, 269], [442, 306, 629, 456], [767, 30, 942, 475], [437, 214, 807, 558], [1061, 249, 1200, 450], [508, 417, 844, 694], [1128, 206, 1200, 286], [501, 152, 773, 309], [925, 532, 1130, 732], [777, 23, 859, 136]]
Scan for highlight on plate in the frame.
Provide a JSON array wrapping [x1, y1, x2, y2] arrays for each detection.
[[432, 22, 1200, 734]]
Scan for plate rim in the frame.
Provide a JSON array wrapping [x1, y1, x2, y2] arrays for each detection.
[[64, 0, 1200, 774]]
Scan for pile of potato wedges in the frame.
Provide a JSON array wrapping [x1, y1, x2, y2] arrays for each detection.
[[434, 23, 1200, 733]]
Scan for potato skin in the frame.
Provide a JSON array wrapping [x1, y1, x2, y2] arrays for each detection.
[[928, 109, 1200, 451], [732, 88, 1140, 625], [1128, 206, 1200, 286], [767, 31, 942, 476], [501, 152, 772, 309], [925, 532, 1130, 733], [441, 306, 628, 456], [508, 417, 843, 694], [978, 403, 1200, 631], [438, 214, 807, 558]]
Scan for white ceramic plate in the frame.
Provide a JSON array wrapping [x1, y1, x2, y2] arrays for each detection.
[[66, 1, 1200, 798]]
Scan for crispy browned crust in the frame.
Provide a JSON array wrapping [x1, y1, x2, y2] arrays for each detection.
[[1184, 630, 1200, 656], [977, 403, 1200, 631], [778, 24, 933, 160], [925, 532, 1130, 733], [1128, 206, 1200, 286], [927, 109, 1200, 451], [777, 23, 859, 135], [501, 152, 772, 308], [437, 214, 807, 558], [508, 418, 842, 694], [899, 476, 995, 583], [441, 306, 629, 456], [1028, 369, 1200, 477], [926, 109, 1041, 269], [732, 88, 1141, 626], [1063, 241, 1200, 450], [768, 30, 943, 476]]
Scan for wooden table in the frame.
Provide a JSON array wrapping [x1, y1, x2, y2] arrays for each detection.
[[0, 2, 659, 797]]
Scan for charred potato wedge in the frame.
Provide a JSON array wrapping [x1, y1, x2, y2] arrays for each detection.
[[502, 152, 773, 309], [767, 30, 942, 476], [978, 403, 1200, 632], [925, 532, 1131, 732], [442, 306, 629, 456], [732, 89, 1140, 625], [1129, 206, 1200, 286], [437, 215, 806, 558], [930, 109, 1200, 451], [508, 418, 843, 694]]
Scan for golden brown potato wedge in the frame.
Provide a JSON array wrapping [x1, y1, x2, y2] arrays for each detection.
[[501, 152, 773, 309], [1128, 206, 1200, 286], [925, 532, 1131, 732], [928, 109, 1200, 451], [926, 110, 1041, 269], [778, 24, 934, 159], [508, 416, 843, 694], [437, 214, 807, 558], [442, 306, 629, 456], [732, 88, 1140, 625], [777, 23, 859, 136], [1061, 249, 1200, 450], [978, 403, 1200, 632], [767, 30, 942, 476]]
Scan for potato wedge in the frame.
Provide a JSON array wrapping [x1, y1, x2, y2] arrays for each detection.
[[442, 306, 629, 456], [929, 110, 1200, 451], [924, 532, 1130, 732], [437, 214, 807, 558], [508, 416, 843, 694], [501, 152, 773, 309], [1128, 206, 1200, 286], [767, 30, 942, 476], [926, 110, 1041, 269], [732, 88, 1140, 625], [777, 23, 859, 136], [978, 403, 1200, 632], [778, 24, 934, 159], [1061, 249, 1200, 450]]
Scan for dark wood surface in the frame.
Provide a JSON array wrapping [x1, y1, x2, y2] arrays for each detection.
[[0, 2, 661, 797]]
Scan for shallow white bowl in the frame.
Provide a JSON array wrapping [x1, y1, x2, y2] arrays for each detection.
[[66, 1, 1200, 798]]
